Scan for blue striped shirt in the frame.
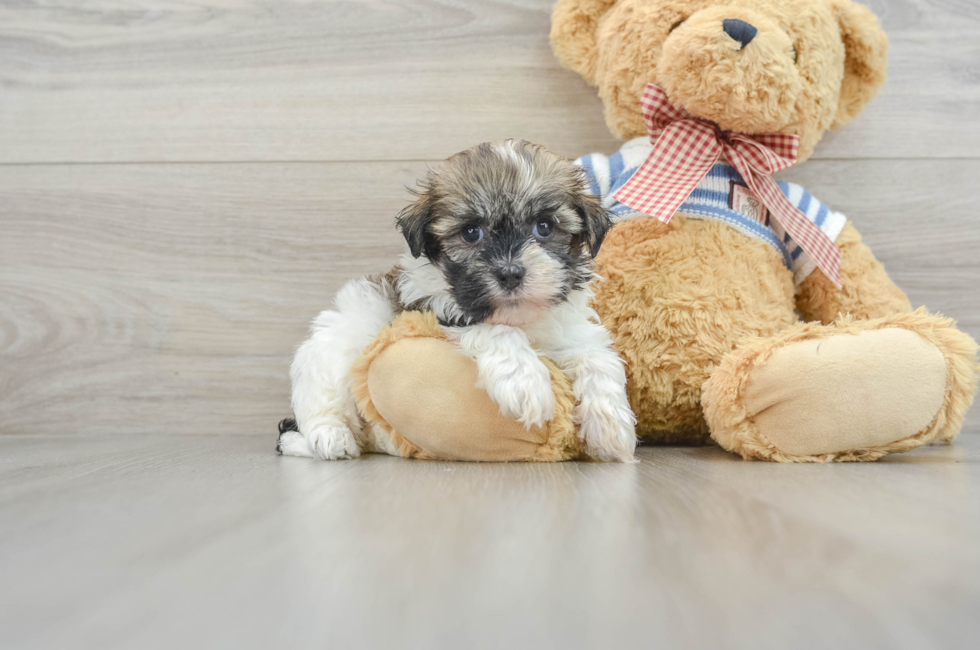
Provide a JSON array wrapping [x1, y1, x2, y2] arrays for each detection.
[[576, 137, 847, 285]]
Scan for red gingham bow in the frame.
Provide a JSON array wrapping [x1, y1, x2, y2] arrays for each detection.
[[613, 83, 841, 286]]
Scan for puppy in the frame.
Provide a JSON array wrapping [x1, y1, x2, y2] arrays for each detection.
[[279, 140, 636, 462]]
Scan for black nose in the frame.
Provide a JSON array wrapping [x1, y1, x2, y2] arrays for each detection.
[[723, 18, 758, 49], [494, 265, 525, 291]]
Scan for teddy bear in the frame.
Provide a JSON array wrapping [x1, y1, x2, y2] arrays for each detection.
[[347, 0, 978, 462]]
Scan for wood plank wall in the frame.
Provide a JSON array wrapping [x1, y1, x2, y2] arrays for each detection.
[[1, 0, 978, 437]]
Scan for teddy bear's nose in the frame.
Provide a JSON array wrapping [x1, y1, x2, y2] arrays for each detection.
[[722, 18, 758, 50]]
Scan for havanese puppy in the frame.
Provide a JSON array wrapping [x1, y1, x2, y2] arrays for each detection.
[[279, 140, 637, 462]]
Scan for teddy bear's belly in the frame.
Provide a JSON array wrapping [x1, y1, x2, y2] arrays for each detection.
[[593, 213, 798, 443]]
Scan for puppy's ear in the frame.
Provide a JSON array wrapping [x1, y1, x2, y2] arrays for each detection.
[[396, 192, 436, 259], [575, 192, 612, 258]]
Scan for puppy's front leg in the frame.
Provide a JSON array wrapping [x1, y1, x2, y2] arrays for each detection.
[[535, 315, 637, 462], [447, 324, 556, 428], [569, 344, 637, 462]]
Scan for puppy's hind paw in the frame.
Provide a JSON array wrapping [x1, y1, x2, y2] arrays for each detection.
[[308, 425, 361, 460], [277, 430, 312, 457]]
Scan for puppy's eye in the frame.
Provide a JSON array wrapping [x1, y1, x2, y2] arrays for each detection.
[[791, 44, 798, 64], [461, 225, 483, 244], [533, 220, 553, 239]]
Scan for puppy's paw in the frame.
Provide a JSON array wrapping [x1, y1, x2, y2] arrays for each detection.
[[484, 357, 556, 428], [308, 425, 361, 460], [578, 400, 637, 462], [277, 430, 312, 457]]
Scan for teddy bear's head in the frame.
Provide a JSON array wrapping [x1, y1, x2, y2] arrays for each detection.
[[551, 0, 887, 161]]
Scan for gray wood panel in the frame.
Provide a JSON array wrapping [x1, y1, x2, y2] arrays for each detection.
[[0, 0, 977, 164], [2, 160, 978, 437], [0, 161, 422, 436], [2, 433, 979, 650]]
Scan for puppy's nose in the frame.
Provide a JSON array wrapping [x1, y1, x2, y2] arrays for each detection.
[[722, 18, 758, 50], [494, 265, 525, 291]]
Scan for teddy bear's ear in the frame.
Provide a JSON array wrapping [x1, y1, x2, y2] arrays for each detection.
[[550, 0, 619, 84], [831, 0, 889, 129]]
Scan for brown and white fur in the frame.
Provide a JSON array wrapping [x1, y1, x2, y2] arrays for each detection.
[[280, 141, 637, 462]]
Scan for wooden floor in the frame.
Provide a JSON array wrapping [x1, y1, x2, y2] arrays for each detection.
[[1, 1, 979, 647], [1, 433, 978, 649]]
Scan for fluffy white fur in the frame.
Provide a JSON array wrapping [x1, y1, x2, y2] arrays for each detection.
[[287, 278, 395, 460], [286, 253, 637, 462], [521, 287, 637, 462]]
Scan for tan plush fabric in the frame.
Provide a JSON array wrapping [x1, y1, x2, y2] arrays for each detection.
[[795, 221, 912, 323], [551, 0, 888, 161], [548, 0, 978, 461], [369, 338, 548, 461], [702, 310, 980, 462], [351, 311, 581, 462], [592, 214, 797, 444], [743, 329, 947, 456]]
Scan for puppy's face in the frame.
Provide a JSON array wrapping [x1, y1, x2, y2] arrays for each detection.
[[397, 141, 611, 326]]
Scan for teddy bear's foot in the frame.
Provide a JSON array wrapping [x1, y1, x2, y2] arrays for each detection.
[[348, 311, 584, 462], [702, 310, 979, 462]]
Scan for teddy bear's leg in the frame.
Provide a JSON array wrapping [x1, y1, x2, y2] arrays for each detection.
[[349, 312, 582, 462], [702, 311, 979, 462]]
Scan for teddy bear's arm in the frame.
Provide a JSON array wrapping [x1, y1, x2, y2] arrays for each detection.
[[795, 221, 912, 324]]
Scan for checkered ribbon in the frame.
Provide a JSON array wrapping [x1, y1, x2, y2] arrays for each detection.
[[613, 84, 841, 286]]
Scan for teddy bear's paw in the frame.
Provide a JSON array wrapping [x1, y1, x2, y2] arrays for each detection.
[[307, 425, 362, 461], [702, 320, 970, 462], [577, 399, 638, 462], [745, 329, 947, 457], [480, 355, 557, 429]]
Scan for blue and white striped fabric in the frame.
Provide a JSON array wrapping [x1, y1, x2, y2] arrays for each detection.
[[576, 137, 848, 286]]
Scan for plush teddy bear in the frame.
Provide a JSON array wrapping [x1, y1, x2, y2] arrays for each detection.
[[352, 0, 978, 462]]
